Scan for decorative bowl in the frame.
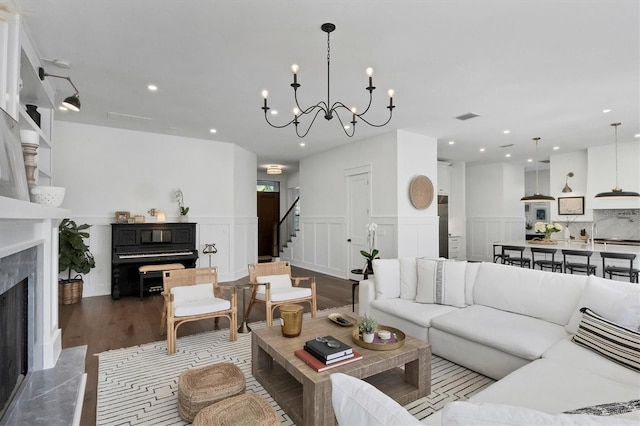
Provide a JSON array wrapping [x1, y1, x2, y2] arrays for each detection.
[[30, 186, 65, 207]]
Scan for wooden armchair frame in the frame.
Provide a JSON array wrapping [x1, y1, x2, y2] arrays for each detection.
[[161, 267, 237, 355], [246, 261, 317, 327]]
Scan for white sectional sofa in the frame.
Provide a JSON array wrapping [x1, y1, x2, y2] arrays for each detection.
[[354, 258, 640, 423]]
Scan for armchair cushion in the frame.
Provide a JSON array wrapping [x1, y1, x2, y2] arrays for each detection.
[[255, 287, 312, 302], [256, 274, 292, 293], [171, 283, 231, 317]]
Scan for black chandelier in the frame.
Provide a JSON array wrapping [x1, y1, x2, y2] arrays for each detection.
[[261, 23, 395, 138]]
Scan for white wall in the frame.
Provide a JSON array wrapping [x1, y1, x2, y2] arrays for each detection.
[[53, 122, 257, 296], [587, 141, 640, 209], [396, 130, 438, 258], [466, 162, 525, 261], [449, 161, 466, 259]]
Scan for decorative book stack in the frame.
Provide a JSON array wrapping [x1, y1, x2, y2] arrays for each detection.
[[295, 335, 362, 372]]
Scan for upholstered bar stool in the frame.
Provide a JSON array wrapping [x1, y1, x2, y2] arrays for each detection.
[[601, 252, 640, 283], [531, 247, 563, 272], [501, 245, 531, 268], [561, 250, 596, 275]]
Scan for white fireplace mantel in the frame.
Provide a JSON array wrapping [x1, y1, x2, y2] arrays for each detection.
[[1, 195, 71, 370]]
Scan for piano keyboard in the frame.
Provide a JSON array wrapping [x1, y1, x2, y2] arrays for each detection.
[[118, 251, 194, 259]]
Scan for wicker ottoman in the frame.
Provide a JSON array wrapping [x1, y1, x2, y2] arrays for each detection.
[[192, 393, 279, 426], [177, 363, 246, 422]]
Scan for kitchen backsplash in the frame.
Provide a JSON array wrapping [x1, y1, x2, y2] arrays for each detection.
[[547, 209, 639, 240]]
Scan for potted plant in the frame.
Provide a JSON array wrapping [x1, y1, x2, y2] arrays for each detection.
[[58, 219, 96, 304], [175, 189, 189, 222], [360, 222, 379, 275], [358, 315, 377, 343]]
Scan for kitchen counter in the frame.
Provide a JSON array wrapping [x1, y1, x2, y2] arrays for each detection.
[[496, 240, 640, 255]]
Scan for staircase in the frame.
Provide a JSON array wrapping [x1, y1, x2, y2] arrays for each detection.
[[278, 197, 300, 260]]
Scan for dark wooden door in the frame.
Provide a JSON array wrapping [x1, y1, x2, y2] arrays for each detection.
[[257, 192, 280, 257]]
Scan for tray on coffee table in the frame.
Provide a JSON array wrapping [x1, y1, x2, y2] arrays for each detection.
[[352, 325, 405, 351]]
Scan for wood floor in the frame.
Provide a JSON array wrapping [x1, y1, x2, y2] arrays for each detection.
[[58, 266, 357, 426]]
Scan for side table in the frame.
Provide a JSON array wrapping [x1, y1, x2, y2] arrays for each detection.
[[349, 269, 371, 312]]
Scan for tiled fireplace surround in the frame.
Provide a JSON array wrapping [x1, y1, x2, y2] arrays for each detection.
[[0, 200, 85, 425]]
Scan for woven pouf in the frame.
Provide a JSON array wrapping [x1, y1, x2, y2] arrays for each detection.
[[192, 393, 279, 426], [177, 363, 246, 422]]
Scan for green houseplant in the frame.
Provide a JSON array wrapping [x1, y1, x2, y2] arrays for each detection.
[[358, 315, 377, 343], [58, 219, 96, 304]]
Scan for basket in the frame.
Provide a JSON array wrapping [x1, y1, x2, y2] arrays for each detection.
[[59, 277, 83, 305]]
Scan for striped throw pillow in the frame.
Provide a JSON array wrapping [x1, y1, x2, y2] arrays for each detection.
[[572, 307, 640, 372]]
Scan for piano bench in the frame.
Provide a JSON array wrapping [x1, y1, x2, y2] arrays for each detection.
[[139, 263, 185, 300]]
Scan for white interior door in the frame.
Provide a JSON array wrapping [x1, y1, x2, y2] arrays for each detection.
[[347, 172, 371, 280]]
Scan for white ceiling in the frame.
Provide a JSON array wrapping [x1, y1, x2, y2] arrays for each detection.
[[12, 0, 640, 174]]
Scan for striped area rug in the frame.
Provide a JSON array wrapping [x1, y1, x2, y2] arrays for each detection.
[[97, 306, 494, 425]]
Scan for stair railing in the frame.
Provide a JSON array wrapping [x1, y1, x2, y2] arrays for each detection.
[[277, 197, 300, 255]]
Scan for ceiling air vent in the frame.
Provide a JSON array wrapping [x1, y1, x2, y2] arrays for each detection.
[[540, 160, 550, 164], [455, 112, 480, 121], [107, 111, 152, 122], [499, 144, 514, 148]]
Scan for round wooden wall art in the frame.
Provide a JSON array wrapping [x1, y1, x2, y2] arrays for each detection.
[[409, 175, 434, 209]]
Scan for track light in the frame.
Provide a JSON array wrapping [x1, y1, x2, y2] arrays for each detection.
[[38, 67, 81, 111]]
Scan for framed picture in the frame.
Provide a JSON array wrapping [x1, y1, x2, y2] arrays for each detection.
[[558, 196, 584, 215], [0, 108, 30, 201], [535, 209, 546, 221], [115, 211, 130, 223]]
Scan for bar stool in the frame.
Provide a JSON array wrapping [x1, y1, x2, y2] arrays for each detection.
[[561, 250, 596, 275], [601, 252, 640, 283], [493, 244, 509, 264], [531, 247, 563, 272], [501, 245, 531, 268]]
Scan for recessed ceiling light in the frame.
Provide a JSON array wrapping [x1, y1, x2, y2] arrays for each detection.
[[505, 154, 511, 158], [300, 142, 306, 147], [448, 140, 455, 145], [602, 109, 611, 113], [479, 148, 485, 152], [148, 84, 158, 91], [271, 110, 278, 115], [635, 134, 640, 138], [527, 158, 533, 162], [503, 130, 510, 134], [553, 146, 560, 150], [209, 128, 217, 134]]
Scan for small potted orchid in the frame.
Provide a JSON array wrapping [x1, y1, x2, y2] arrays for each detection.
[[534, 222, 563, 241], [175, 189, 189, 222], [360, 222, 379, 274]]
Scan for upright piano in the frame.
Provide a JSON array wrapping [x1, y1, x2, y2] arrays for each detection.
[[111, 222, 198, 299]]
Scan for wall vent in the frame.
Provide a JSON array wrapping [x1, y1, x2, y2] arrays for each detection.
[[499, 144, 514, 148], [107, 111, 152, 122], [455, 112, 480, 121]]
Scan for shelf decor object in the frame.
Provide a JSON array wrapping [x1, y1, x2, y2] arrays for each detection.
[[0, 108, 30, 201], [521, 137, 555, 203], [595, 122, 640, 199], [20, 129, 39, 188], [261, 23, 395, 138]]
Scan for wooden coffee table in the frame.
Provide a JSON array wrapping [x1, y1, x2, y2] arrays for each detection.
[[252, 316, 430, 426]]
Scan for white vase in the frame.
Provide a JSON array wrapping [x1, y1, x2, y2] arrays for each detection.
[[362, 332, 375, 343], [178, 215, 189, 223]]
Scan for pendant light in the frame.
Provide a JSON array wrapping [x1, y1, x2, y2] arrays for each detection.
[[521, 137, 555, 202], [595, 122, 640, 199]]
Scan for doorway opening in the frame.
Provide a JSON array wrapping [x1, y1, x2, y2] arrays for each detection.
[[257, 180, 280, 262]]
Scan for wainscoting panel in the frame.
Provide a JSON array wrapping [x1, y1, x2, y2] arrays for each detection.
[[467, 217, 525, 262]]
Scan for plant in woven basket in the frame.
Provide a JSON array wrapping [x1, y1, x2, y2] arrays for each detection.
[[59, 218, 96, 281]]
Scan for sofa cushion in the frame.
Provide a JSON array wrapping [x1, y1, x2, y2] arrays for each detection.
[[566, 275, 640, 334], [473, 262, 587, 326], [330, 373, 421, 426], [399, 257, 418, 300], [464, 261, 480, 306], [430, 305, 568, 360], [543, 338, 640, 386], [572, 307, 640, 372], [370, 297, 458, 328], [372, 259, 400, 299], [442, 401, 638, 425], [470, 358, 640, 414], [415, 258, 466, 307]]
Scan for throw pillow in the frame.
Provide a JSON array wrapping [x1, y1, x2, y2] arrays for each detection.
[[171, 282, 214, 302], [399, 257, 418, 300], [564, 399, 640, 416], [372, 259, 401, 299], [442, 401, 638, 425], [329, 373, 422, 426], [415, 258, 466, 307], [572, 307, 640, 372], [255, 274, 292, 293]]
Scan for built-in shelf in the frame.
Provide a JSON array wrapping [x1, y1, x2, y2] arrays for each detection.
[[18, 106, 52, 149], [0, 196, 70, 220]]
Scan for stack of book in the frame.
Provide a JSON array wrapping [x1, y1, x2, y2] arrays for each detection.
[[295, 335, 363, 372]]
